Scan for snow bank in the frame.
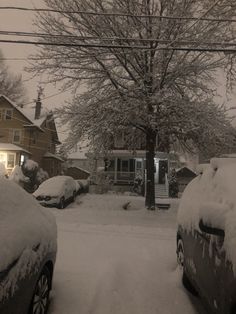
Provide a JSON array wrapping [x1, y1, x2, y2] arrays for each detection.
[[0, 177, 57, 301], [8, 165, 29, 185], [178, 158, 236, 273]]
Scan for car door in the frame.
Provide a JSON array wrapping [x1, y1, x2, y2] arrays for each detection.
[[193, 228, 226, 313]]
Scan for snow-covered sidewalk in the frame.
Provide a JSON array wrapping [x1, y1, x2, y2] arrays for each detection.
[[48, 194, 199, 314]]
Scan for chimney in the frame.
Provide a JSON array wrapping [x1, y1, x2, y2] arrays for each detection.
[[34, 86, 43, 120], [35, 99, 41, 120]]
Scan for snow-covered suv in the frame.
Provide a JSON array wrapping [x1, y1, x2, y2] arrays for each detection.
[[177, 158, 236, 314]]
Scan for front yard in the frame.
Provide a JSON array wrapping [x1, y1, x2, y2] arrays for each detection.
[[48, 194, 202, 314]]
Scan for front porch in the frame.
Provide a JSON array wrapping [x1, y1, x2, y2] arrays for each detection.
[[0, 143, 31, 175]]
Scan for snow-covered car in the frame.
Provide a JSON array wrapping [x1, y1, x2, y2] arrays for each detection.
[[0, 177, 57, 314], [177, 158, 236, 314], [34, 175, 77, 209]]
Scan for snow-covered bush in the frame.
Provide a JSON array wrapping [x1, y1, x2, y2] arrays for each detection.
[[21, 159, 48, 193], [9, 165, 29, 187], [0, 162, 7, 177]]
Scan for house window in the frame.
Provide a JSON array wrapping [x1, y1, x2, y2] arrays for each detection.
[[0, 153, 7, 167], [5, 109, 13, 120], [13, 129, 21, 143], [121, 160, 129, 172], [30, 131, 37, 145], [7, 154, 15, 168]]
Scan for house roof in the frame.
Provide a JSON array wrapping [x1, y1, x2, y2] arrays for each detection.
[[176, 167, 196, 178], [43, 152, 64, 162], [67, 150, 88, 160], [67, 166, 90, 174], [0, 143, 31, 154], [0, 95, 60, 143]]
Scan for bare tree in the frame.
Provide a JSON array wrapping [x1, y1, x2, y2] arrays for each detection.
[[0, 51, 27, 105], [30, 0, 236, 208]]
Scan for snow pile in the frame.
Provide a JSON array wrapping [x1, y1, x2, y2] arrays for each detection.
[[8, 165, 29, 185], [23, 159, 38, 171], [0, 177, 57, 301], [0, 162, 7, 177], [178, 158, 236, 273]]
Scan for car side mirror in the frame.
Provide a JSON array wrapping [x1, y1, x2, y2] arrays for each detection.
[[199, 219, 225, 238]]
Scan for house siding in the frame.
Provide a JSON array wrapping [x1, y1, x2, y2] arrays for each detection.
[[0, 96, 62, 177]]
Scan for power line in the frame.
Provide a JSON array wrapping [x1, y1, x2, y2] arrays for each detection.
[[160, 0, 223, 53], [1, 30, 236, 48], [1, 38, 236, 53], [0, 6, 236, 23]]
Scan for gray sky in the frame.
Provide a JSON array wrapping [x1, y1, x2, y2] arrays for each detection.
[[0, 0, 69, 111]]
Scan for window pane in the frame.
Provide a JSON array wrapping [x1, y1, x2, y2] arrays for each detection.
[[13, 130, 21, 143], [7, 154, 15, 168], [5, 109, 13, 120]]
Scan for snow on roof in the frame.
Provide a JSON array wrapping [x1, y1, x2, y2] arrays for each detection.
[[0, 94, 49, 129], [68, 166, 90, 174], [107, 150, 146, 158], [0, 143, 31, 154], [68, 150, 88, 159], [44, 152, 64, 162], [20, 105, 50, 127]]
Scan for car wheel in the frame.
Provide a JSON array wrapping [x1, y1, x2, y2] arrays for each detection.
[[177, 238, 198, 296], [58, 197, 65, 209], [29, 266, 51, 314], [177, 238, 184, 268]]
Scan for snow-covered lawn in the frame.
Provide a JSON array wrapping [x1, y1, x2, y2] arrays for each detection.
[[48, 194, 201, 314]]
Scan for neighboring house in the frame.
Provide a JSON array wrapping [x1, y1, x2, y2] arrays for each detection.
[[0, 94, 63, 176], [66, 166, 90, 180], [103, 130, 199, 197], [66, 149, 92, 172]]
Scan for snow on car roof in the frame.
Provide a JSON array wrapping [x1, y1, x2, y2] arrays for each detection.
[[0, 177, 57, 283], [178, 158, 236, 273], [34, 176, 75, 197]]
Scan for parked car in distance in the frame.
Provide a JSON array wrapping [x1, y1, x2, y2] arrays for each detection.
[[177, 158, 236, 314], [34, 176, 77, 209], [0, 177, 57, 314]]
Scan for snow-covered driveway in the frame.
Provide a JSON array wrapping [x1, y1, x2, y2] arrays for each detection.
[[48, 194, 199, 314]]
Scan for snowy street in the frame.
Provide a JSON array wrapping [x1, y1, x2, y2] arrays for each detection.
[[48, 194, 202, 314]]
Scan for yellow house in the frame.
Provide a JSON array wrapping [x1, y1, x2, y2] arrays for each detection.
[[0, 95, 63, 177]]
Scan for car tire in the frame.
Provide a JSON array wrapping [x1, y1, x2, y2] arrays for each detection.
[[58, 197, 65, 209], [29, 266, 51, 314], [177, 238, 198, 296]]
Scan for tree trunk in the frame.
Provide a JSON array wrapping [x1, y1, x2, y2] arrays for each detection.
[[145, 129, 156, 209]]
